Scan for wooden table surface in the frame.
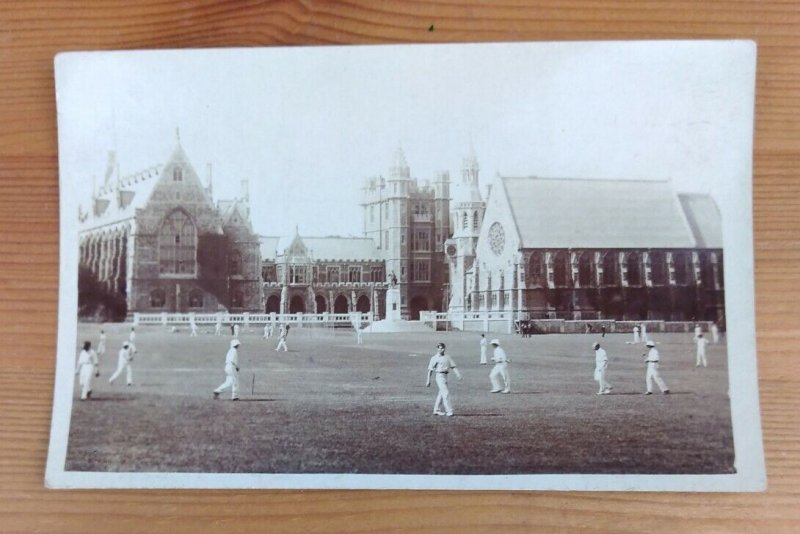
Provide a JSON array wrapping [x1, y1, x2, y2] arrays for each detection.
[[1, 2, 798, 532]]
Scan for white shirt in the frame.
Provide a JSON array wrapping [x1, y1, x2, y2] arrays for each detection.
[[119, 346, 132, 362], [76, 349, 97, 371], [492, 346, 508, 363], [594, 348, 608, 368], [645, 347, 660, 363], [428, 353, 457, 373], [129, 330, 136, 342], [696, 338, 709, 352], [225, 347, 239, 368]]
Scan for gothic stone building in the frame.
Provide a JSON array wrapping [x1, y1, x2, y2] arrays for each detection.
[[463, 175, 724, 322], [260, 232, 385, 316], [78, 136, 263, 315], [360, 147, 450, 319]]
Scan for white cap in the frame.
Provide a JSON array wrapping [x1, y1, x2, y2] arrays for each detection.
[[490, 339, 500, 345], [646, 340, 656, 347], [230, 339, 241, 348]]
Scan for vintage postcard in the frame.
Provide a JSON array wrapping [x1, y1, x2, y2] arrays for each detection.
[[46, 41, 764, 490]]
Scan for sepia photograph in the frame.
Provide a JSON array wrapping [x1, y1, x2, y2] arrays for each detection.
[[47, 40, 763, 490]]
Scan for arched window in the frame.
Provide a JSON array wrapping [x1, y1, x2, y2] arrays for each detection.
[[528, 252, 545, 287], [159, 210, 196, 274], [472, 210, 479, 231], [188, 289, 203, 308], [150, 288, 165, 307], [578, 252, 592, 287], [650, 251, 667, 286], [602, 253, 616, 286], [627, 252, 642, 286], [462, 211, 468, 230], [553, 251, 569, 287]]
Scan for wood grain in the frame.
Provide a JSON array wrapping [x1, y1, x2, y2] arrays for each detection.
[[0, 1, 798, 531]]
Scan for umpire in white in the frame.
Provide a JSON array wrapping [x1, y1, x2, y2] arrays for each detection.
[[214, 339, 241, 401], [75, 341, 99, 400], [643, 340, 670, 395]]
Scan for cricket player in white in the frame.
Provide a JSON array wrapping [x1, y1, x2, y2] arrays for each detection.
[[695, 333, 709, 367], [75, 341, 99, 400], [97, 330, 106, 358], [214, 339, 240, 400], [593, 342, 612, 395], [109, 341, 134, 386], [233, 324, 240, 337], [489, 339, 511, 393], [426, 342, 462, 416], [190, 317, 198, 336], [275, 324, 289, 352], [641, 323, 648, 344], [263, 322, 271, 339], [693, 323, 702, 341], [633, 324, 640, 343], [643, 340, 670, 395], [711, 322, 720, 343], [479, 334, 488, 365], [215, 317, 222, 336]]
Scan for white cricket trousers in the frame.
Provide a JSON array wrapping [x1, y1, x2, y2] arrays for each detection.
[[646, 363, 668, 393], [214, 363, 239, 399], [595, 366, 611, 393], [480, 346, 487, 364], [276, 339, 288, 351], [433, 372, 453, 414], [78, 364, 94, 399], [696, 348, 707, 367], [109, 356, 133, 385], [490, 362, 510, 392]]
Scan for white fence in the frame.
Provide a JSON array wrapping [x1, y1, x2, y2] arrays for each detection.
[[420, 310, 516, 334], [134, 311, 373, 328]]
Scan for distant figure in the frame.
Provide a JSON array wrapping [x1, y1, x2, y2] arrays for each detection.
[[479, 334, 488, 365], [354, 316, 363, 345], [711, 322, 720, 343], [641, 323, 648, 344], [489, 339, 511, 394], [593, 342, 612, 395], [695, 333, 709, 367], [585, 323, 592, 334], [109, 341, 134, 387], [190, 316, 198, 337], [233, 324, 240, 337], [275, 324, 289, 352], [633, 324, 640, 343], [97, 330, 106, 358], [642, 340, 669, 395], [213, 339, 240, 401], [389, 271, 398, 287], [129, 326, 136, 344], [263, 322, 273, 339], [214, 316, 222, 336], [694, 323, 702, 341], [75, 341, 98, 400], [601, 324, 607, 338], [426, 342, 462, 416]]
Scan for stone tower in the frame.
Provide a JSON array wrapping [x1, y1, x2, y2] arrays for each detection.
[[445, 145, 486, 315]]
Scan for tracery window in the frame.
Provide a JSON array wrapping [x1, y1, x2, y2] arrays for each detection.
[[159, 210, 196, 275]]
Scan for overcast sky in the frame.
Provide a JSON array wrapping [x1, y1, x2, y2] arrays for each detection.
[[56, 41, 755, 237]]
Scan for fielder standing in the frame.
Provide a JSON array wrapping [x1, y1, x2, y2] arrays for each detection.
[[213, 339, 241, 401], [75, 341, 99, 400], [695, 333, 709, 367], [190, 316, 198, 337], [593, 342, 612, 395], [426, 342, 462, 416], [489, 338, 511, 393], [642, 340, 670, 395], [275, 324, 289, 352], [633, 324, 640, 343], [108, 341, 134, 386], [97, 329, 106, 359], [711, 322, 720, 343], [479, 334, 488, 365]]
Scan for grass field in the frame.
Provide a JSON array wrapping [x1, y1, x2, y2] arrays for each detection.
[[66, 323, 734, 475]]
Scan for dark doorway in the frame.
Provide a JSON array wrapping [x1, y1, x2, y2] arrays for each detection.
[[334, 295, 349, 314], [265, 295, 280, 313], [315, 294, 327, 313], [356, 295, 370, 313], [409, 295, 429, 320], [289, 295, 305, 313]]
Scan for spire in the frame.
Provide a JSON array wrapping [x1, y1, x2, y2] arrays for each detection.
[[390, 143, 410, 179], [175, 127, 181, 144], [461, 144, 482, 202]]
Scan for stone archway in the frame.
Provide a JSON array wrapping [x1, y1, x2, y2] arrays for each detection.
[[265, 294, 280, 313], [289, 294, 306, 313], [356, 294, 370, 313], [333, 294, 349, 314], [315, 294, 327, 313]]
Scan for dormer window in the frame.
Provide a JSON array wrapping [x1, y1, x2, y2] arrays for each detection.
[[173, 167, 183, 181]]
